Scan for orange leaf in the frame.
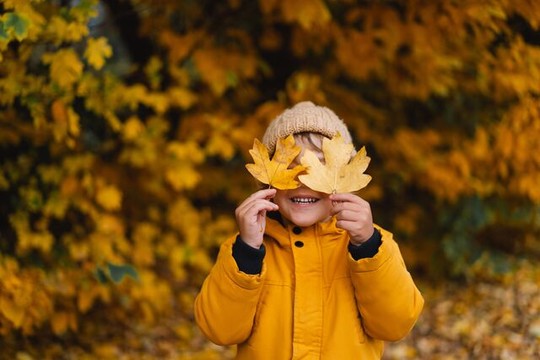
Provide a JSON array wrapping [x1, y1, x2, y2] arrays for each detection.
[[245, 135, 306, 190], [0, 297, 25, 328]]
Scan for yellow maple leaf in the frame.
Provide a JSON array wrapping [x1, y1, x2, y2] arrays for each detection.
[[48, 16, 88, 44], [298, 133, 371, 194], [245, 134, 306, 190], [84, 37, 113, 70], [42, 48, 83, 89]]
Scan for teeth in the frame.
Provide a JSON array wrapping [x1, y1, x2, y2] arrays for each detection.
[[291, 197, 318, 204]]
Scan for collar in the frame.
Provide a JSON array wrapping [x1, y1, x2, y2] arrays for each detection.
[[265, 213, 347, 247]]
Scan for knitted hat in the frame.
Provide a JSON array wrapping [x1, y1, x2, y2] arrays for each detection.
[[262, 101, 353, 154]]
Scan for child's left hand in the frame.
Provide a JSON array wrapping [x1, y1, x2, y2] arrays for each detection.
[[329, 193, 374, 246]]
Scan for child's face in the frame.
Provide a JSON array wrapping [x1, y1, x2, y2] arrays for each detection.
[[273, 133, 332, 227], [273, 186, 332, 227]]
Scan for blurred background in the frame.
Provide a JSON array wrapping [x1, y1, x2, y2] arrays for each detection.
[[0, 0, 539, 358]]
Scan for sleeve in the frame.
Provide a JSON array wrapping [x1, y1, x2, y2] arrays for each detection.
[[194, 234, 265, 346], [232, 235, 266, 274], [348, 228, 382, 260], [348, 226, 424, 342]]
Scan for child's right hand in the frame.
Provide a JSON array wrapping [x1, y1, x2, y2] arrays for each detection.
[[235, 188, 279, 249]]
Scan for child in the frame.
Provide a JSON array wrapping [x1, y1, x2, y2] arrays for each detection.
[[194, 101, 424, 359]]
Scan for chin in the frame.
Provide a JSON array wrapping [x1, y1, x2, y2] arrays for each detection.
[[287, 214, 323, 228], [290, 219, 316, 227]]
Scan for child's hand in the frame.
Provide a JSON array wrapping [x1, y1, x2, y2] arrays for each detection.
[[329, 193, 374, 246], [235, 188, 279, 249]]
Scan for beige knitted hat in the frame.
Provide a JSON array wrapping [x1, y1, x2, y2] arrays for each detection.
[[262, 101, 353, 154]]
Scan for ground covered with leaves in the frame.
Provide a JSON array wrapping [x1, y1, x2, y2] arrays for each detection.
[[384, 263, 540, 360]]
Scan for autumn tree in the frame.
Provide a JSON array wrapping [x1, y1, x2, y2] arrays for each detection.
[[1, 0, 539, 357]]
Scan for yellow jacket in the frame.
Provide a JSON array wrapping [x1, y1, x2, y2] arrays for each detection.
[[194, 216, 424, 359]]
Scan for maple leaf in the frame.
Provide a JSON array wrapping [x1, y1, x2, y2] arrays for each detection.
[[245, 135, 306, 190], [84, 37, 113, 70], [1, 12, 30, 41], [298, 133, 371, 194], [42, 48, 83, 89]]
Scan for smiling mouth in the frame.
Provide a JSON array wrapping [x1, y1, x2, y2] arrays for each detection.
[[290, 197, 319, 204]]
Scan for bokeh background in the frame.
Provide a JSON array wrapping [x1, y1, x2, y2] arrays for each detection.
[[1, 0, 539, 358]]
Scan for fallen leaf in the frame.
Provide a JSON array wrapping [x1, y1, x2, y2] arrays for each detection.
[[298, 133, 371, 193], [245, 135, 306, 190]]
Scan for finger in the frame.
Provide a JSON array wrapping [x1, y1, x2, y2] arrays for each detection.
[[334, 209, 361, 221], [240, 200, 278, 221], [236, 190, 277, 214], [335, 219, 359, 232], [249, 188, 277, 201], [329, 192, 360, 202], [238, 199, 277, 213], [331, 202, 364, 216]]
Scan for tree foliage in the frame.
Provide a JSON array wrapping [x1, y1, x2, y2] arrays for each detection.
[[1, 0, 539, 356]]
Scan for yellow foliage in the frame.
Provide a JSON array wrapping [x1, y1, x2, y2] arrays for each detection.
[[88, 214, 128, 264], [299, 134, 371, 194], [48, 312, 76, 336], [168, 87, 198, 110], [167, 140, 205, 163], [260, 0, 331, 29], [488, 37, 540, 98], [96, 184, 122, 211], [2, 0, 28, 10], [286, 72, 326, 105], [280, 0, 331, 29], [2, 0, 540, 356], [0, 297, 25, 328], [113, 84, 148, 110], [84, 37, 113, 70], [47, 16, 89, 44], [132, 222, 159, 266], [42, 49, 84, 89], [77, 284, 108, 313], [122, 116, 145, 142], [129, 270, 173, 323], [511, 0, 540, 29], [51, 100, 80, 144], [246, 135, 307, 190], [0, 259, 53, 334], [193, 45, 258, 96], [166, 163, 201, 190], [141, 92, 170, 114], [333, 27, 381, 81], [9, 212, 54, 255], [167, 198, 201, 246], [159, 30, 201, 64], [164, 141, 204, 190]]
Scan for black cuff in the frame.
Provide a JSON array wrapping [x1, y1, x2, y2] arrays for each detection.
[[348, 229, 382, 260], [232, 235, 265, 274]]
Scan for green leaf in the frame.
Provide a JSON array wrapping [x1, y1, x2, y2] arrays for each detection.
[[94, 267, 109, 284], [107, 262, 139, 283], [0, 22, 8, 41], [2, 12, 30, 41]]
